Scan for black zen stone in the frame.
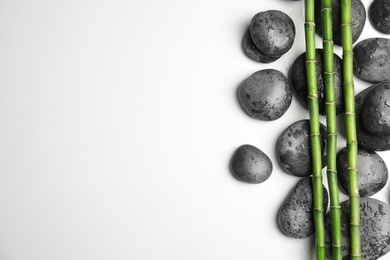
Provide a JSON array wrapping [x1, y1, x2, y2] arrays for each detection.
[[242, 27, 281, 63], [362, 82, 390, 136], [356, 81, 390, 151], [230, 144, 272, 184], [276, 120, 327, 177], [290, 49, 344, 115], [370, 0, 390, 34], [353, 38, 390, 83], [325, 198, 390, 259], [278, 177, 328, 238], [337, 147, 388, 197], [250, 10, 295, 57], [315, 0, 366, 46], [237, 69, 292, 121]]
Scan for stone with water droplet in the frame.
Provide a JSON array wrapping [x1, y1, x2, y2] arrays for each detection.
[[277, 177, 328, 238], [250, 10, 295, 57], [315, 0, 366, 46], [362, 81, 390, 135], [230, 144, 272, 184], [354, 38, 390, 83], [325, 198, 390, 259], [237, 69, 292, 121], [337, 147, 388, 197], [276, 120, 327, 177], [370, 0, 390, 34]]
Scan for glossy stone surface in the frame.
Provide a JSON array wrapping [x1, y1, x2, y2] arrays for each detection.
[[337, 147, 388, 197], [290, 49, 344, 115], [325, 198, 390, 260], [242, 27, 280, 63], [230, 144, 272, 184], [315, 0, 366, 46], [238, 69, 292, 121], [276, 120, 327, 177], [250, 10, 295, 57], [354, 38, 390, 83], [278, 177, 328, 238], [369, 0, 390, 34]]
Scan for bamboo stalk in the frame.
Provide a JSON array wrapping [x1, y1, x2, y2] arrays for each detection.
[[321, 1, 342, 259], [305, 1, 326, 259], [340, 0, 361, 259]]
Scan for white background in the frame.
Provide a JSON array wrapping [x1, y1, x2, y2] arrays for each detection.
[[0, 0, 388, 259]]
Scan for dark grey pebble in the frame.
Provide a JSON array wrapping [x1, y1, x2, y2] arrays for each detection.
[[337, 147, 388, 197], [278, 177, 328, 238], [230, 144, 272, 184], [353, 38, 390, 83], [356, 81, 390, 151], [362, 83, 390, 136], [237, 69, 292, 121], [242, 27, 281, 63], [325, 198, 390, 260], [250, 10, 295, 57], [290, 49, 344, 115], [276, 120, 327, 177], [370, 0, 390, 34], [315, 0, 366, 46]]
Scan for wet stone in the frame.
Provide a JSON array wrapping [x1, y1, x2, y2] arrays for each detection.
[[337, 147, 388, 197], [242, 27, 281, 63], [356, 81, 390, 151], [353, 38, 390, 83], [276, 120, 327, 177], [290, 49, 344, 115], [369, 0, 390, 34], [325, 198, 390, 260], [315, 0, 366, 46], [278, 177, 328, 238], [250, 10, 295, 57], [237, 69, 292, 121], [230, 144, 272, 184]]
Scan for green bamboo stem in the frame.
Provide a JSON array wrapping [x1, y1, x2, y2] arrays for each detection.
[[305, 1, 326, 259], [320, 1, 342, 259], [340, 0, 361, 259]]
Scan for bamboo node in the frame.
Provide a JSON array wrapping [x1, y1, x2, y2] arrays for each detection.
[[313, 208, 324, 212], [325, 101, 336, 105], [344, 81, 354, 86], [348, 167, 359, 172], [327, 169, 337, 173], [324, 71, 334, 75], [310, 133, 321, 136], [345, 112, 355, 115], [330, 205, 341, 209], [305, 21, 316, 26], [307, 93, 318, 100], [332, 243, 342, 248], [321, 7, 332, 12], [323, 40, 333, 43], [327, 133, 337, 136], [306, 59, 316, 63], [316, 244, 326, 248], [341, 23, 352, 27], [343, 51, 353, 55], [351, 254, 362, 257]]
